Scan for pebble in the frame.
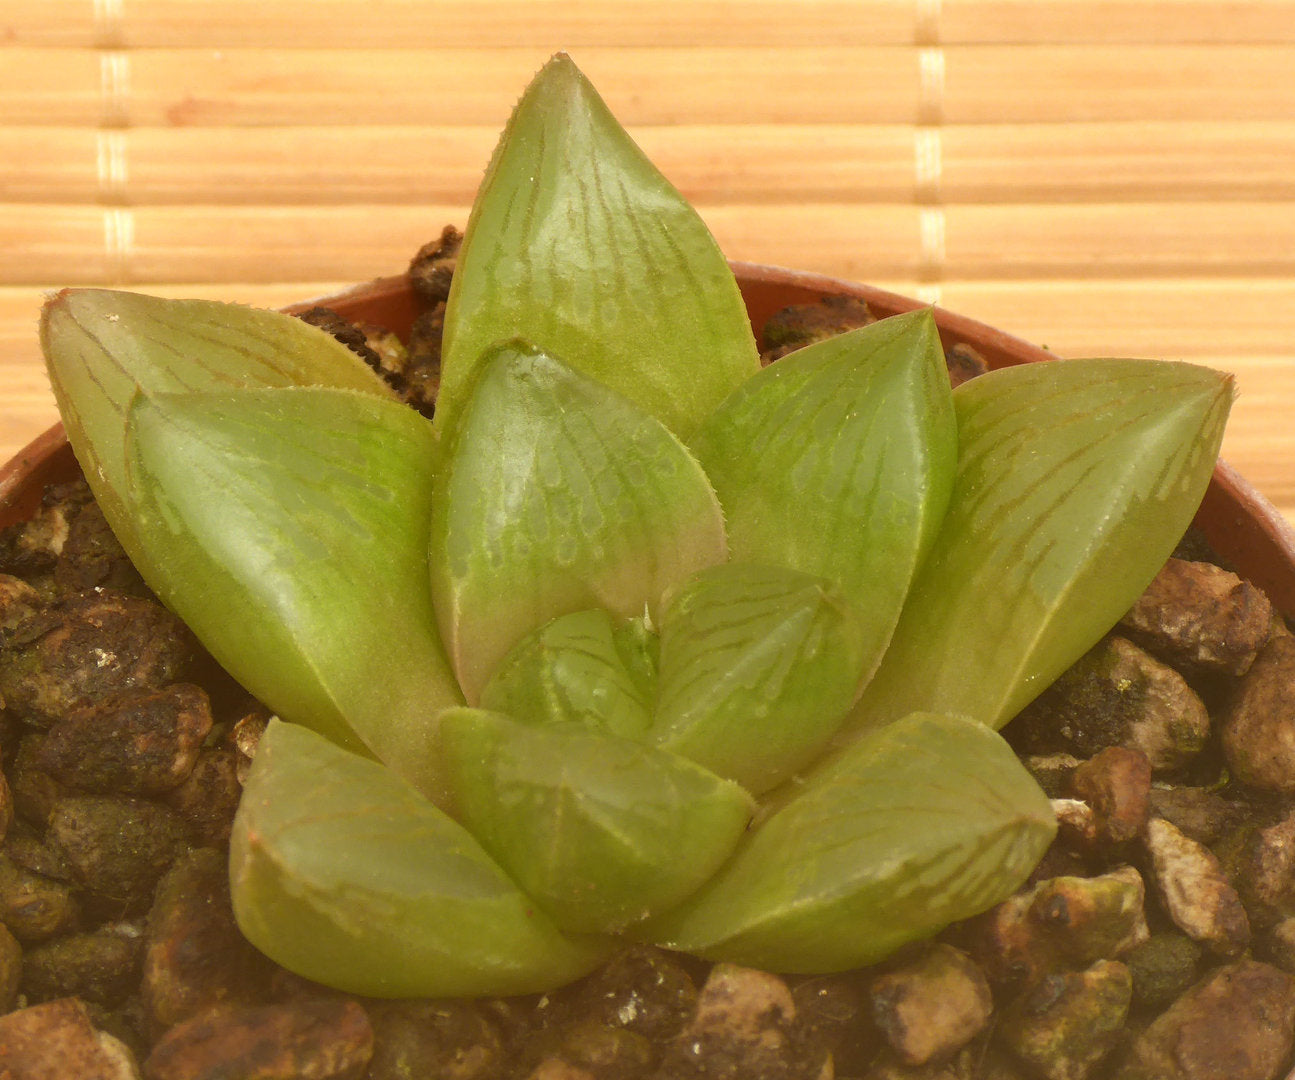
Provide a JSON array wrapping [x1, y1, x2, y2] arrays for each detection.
[[1030, 867, 1149, 966], [0, 590, 195, 726], [1123, 931, 1203, 1009], [364, 999, 503, 1080], [1009, 636, 1210, 772], [996, 959, 1132, 1080], [46, 794, 191, 911], [1228, 807, 1295, 928], [661, 963, 825, 1079], [1116, 960, 1295, 1080], [1143, 817, 1250, 955], [1221, 635, 1295, 793], [0, 996, 142, 1079], [36, 684, 213, 796], [792, 973, 876, 1075], [869, 943, 992, 1066], [142, 999, 373, 1080], [21, 924, 143, 1007], [0, 851, 80, 942], [1146, 784, 1256, 847], [143, 848, 272, 1031], [160, 747, 243, 846], [1119, 557, 1272, 675], [0, 922, 20, 1010], [552, 945, 698, 1041], [0, 573, 43, 633], [1070, 747, 1152, 844], [965, 868, 1148, 986]]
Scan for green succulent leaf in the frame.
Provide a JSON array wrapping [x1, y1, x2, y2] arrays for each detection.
[[439, 709, 755, 934], [430, 340, 727, 703], [438, 53, 759, 439], [846, 358, 1233, 735], [479, 609, 655, 740], [640, 712, 1055, 972], [231, 719, 610, 998], [125, 386, 462, 802], [652, 563, 868, 794], [691, 309, 956, 676], [41, 289, 393, 563]]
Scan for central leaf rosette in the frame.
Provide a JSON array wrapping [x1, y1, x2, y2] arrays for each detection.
[[40, 55, 1232, 997]]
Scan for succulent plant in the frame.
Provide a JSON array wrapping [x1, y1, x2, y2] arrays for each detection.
[[40, 55, 1232, 999]]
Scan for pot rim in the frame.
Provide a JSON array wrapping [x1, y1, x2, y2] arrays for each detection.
[[6, 262, 1295, 616]]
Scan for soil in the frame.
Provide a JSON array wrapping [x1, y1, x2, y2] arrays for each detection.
[[1, 242, 1295, 1080]]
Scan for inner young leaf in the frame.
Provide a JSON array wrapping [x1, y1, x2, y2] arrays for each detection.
[[479, 609, 656, 740], [652, 563, 868, 794], [429, 340, 727, 703], [438, 53, 759, 439]]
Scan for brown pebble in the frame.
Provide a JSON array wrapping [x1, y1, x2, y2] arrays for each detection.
[[997, 960, 1132, 1080], [1120, 557, 1272, 676], [661, 963, 820, 1079], [0, 572, 44, 632], [1009, 637, 1209, 772], [21, 924, 143, 1007], [869, 943, 992, 1066], [161, 747, 243, 846], [47, 794, 190, 911], [0, 921, 21, 1011], [143, 848, 273, 1032], [142, 999, 373, 1080], [365, 999, 503, 1080], [408, 224, 462, 305], [1144, 817, 1250, 956], [37, 684, 213, 796], [1221, 635, 1295, 793], [554, 946, 698, 1042], [0, 851, 80, 943], [1029, 867, 1149, 965], [7, 731, 72, 826], [1070, 747, 1152, 844], [0, 590, 194, 726], [1117, 960, 1295, 1080], [0, 996, 141, 1079]]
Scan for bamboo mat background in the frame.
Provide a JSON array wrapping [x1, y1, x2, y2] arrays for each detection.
[[3, 1, 1294, 524]]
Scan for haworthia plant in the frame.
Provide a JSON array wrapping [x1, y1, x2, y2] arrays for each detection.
[[42, 54, 1232, 997]]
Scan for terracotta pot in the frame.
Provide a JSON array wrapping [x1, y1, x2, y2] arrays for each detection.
[[4, 264, 1295, 619]]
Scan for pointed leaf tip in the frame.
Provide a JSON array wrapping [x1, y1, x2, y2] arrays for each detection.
[[438, 55, 758, 439]]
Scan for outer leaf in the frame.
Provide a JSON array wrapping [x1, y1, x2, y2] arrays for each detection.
[[231, 720, 609, 998], [479, 609, 655, 740], [126, 386, 462, 802], [653, 563, 867, 794], [438, 53, 758, 438], [847, 358, 1233, 735], [430, 341, 727, 702], [41, 289, 393, 562], [640, 713, 1055, 972], [691, 309, 956, 677], [439, 709, 755, 934]]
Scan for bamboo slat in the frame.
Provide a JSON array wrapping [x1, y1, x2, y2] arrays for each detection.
[[10, 45, 1295, 130], [9, 122, 1295, 208], [12, 0, 1295, 48], [6, 202, 1295, 289]]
